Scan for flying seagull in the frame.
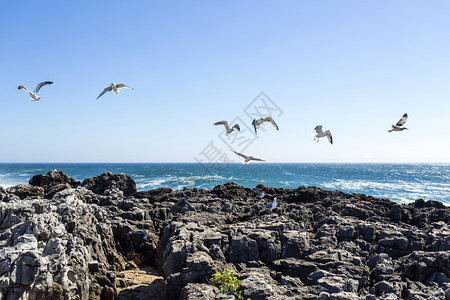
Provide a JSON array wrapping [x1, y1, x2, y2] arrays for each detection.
[[97, 83, 134, 100], [252, 116, 279, 134], [232, 150, 265, 165], [264, 198, 277, 209], [18, 81, 53, 101], [313, 125, 333, 144], [388, 113, 408, 132], [214, 121, 240, 136]]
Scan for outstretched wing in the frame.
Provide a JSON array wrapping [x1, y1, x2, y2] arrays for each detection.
[[250, 157, 265, 162], [325, 130, 333, 144], [97, 86, 113, 99], [232, 150, 247, 159], [252, 119, 258, 134], [264, 116, 279, 130], [233, 124, 240, 131], [34, 81, 53, 93], [116, 83, 134, 90], [18, 85, 30, 93], [395, 113, 408, 127], [214, 121, 229, 129], [314, 125, 323, 134]]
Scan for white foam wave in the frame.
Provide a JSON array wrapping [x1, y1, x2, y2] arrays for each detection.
[[322, 179, 450, 204], [136, 174, 227, 190]]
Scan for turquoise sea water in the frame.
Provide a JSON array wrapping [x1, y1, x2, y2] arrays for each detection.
[[0, 163, 448, 205]]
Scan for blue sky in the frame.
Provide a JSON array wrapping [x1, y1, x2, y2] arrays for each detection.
[[1, 1, 449, 163]]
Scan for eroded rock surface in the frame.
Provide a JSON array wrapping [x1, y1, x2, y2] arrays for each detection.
[[0, 172, 449, 299]]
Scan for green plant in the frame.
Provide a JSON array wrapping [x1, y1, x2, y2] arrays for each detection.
[[210, 269, 249, 300]]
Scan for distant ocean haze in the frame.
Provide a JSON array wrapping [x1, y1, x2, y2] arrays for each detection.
[[0, 163, 448, 205]]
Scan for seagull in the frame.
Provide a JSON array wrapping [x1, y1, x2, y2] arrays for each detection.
[[313, 125, 333, 144], [388, 113, 408, 132], [256, 191, 265, 198], [214, 121, 240, 136], [252, 116, 279, 134], [97, 83, 134, 100], [232, 150, 265, 165], [264, 198, 277, 209], [18, 81, 53, 101]]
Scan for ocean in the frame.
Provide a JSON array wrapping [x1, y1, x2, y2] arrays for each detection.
[[0, 163, 448, 205]]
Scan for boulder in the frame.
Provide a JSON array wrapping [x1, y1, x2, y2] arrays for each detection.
[[82, 172, 136, 196]]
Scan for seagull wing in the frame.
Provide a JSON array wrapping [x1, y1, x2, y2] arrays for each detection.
[[214, 121, 229, 130], [232, 150, 247, 159], [18, 85, 31, 93], [34, 81, 53, 93], [252, 119, 258, 134], [97, 86, 113, 99], [116, 83, 134, 90], [315, 125, 323, 133], [250, 157, 265, 162], [264, 116, 279, 130], [233, 124, 240, 131], [395, 113, 408, 126], [325, 130, 333, 144]]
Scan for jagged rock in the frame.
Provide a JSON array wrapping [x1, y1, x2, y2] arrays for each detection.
[[171, 198, 196, 215], [1, 171, 450, 300], [240, 267, 282, 299], [82, 172, 136, 196], [29, 169, 80, 195], [6, 184, 44, 199], [0, 187, 126, 299], [181, 283, 219, 299]]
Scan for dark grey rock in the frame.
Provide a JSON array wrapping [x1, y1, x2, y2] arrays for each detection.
[[6, 184, 44, 199], [82, 172, 136, 196], [2, 171, 450, 300], [29, 169, 80, 192], [171, 198, 196, 215]]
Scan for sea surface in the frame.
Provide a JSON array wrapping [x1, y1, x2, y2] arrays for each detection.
[[0, 163, 449, 205]]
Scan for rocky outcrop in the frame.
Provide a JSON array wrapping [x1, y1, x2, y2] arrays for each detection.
[[82, 172, 136, 197], [1, 172, 449, 299]]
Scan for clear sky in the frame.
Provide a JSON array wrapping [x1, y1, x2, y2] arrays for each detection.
[[1, 1, 449, 163]]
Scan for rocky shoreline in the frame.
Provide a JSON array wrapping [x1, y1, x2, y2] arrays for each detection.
[[0, 170, 449, 299]]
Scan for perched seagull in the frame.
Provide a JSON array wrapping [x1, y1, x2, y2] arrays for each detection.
[[214, 121, 240, 136], [252, 116, 279, 134], [256, 191, 265, 198], [18, 81, 53, 101], [97, 83, 134, 100], [388, 113, 408, 132], [232, 150, 265, 165], [313, 125, 333, 144], [264, 198, 277, 209]]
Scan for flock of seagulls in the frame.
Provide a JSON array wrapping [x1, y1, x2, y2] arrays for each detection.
[[213, 111, 409, 165], [17, 81, 134, 101], [17, 80, 409, 165], [214, 116, 281, 164], [15, 80, 411, 211]]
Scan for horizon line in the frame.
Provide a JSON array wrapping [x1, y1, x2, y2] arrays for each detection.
[[0, 161, 449, 164]]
